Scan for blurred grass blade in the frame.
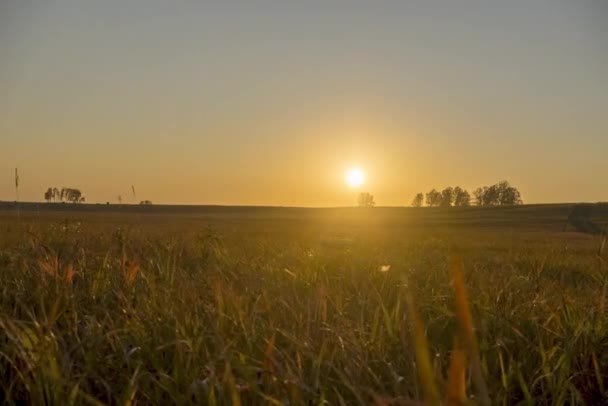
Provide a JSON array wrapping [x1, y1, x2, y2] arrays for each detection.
[[450, 255, 490, 406], [124, 260, 140, 287], [120, 365, 140, 406], [446, 338, 467, 406], [264, 332, 276, 375], [405, 290, 441, 406], [224, 362, 241, 406], [591, 352, 605, 395]]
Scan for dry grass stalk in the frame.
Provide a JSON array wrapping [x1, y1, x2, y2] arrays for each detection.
[[450, 255, 490, 406], [124, 259, 140, 287], [405, 291, 441, 406], [445, 338, 467, 405]]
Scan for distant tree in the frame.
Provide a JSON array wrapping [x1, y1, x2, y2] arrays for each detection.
[[140, 200, 153, 205], [411, 193, 424, 207], [453, 186, 471, 207], [473, 185, 499, 206], [474, 181, 523, 206], [61, 188, 84, 203], [473, 187, 486, 206], [496, 180, 523, 205], [487, 185, 501, 205], [440, 187, 454, 207], [118, 195, 122, 204], [45, 187, 82, 202], [357, 192, 375, 208], [425, 189, 442, 207]]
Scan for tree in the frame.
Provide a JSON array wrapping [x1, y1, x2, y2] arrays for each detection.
[[357, 192, 375, 207], [61, 188, 83, 203], [474, 181, 523, 206], [425, 189, 442, 207], [486, 185, 501, 205], [473, 187, 485, 206], [473, 185, 499, 206], [496, 180, 522, 205], [453, 186, 471, 207], [440, 187, 454, 207], [411, 193, 424, 207], [44, 187, 83, 203]]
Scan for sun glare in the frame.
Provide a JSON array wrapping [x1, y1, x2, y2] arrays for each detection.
[[345, 168, 365, 188]]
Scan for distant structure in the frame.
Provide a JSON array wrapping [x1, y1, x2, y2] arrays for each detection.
[[139, 200, 153, 205]]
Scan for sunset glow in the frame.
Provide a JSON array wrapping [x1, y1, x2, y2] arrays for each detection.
[[1, 2, 607, 205], [345, 168, 365, 189]]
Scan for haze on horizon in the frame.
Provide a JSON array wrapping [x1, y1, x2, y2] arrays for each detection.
[[1, 1, 607, 206]]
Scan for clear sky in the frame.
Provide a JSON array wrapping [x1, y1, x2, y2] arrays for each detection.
[[1, 1, 607, 206]]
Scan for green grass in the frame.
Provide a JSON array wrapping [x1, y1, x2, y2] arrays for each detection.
[[0, 205, 607, 404]]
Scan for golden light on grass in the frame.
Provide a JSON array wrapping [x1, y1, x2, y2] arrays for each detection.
[[402, 256, 490, 406], [405, 291, 441, 406], [450, 255, 490, 406], [124, 259, 140, 287], [446, 339, 467, 405], [345, 168, 365, 188]]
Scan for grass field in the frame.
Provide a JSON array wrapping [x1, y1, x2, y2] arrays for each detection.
[[1, 203, 607, 405]]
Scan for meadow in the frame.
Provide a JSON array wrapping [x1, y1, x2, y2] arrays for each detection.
[[0, 203, 607, 405]]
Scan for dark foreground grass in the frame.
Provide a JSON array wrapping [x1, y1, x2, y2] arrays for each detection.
[[0, 210, 607, 405]]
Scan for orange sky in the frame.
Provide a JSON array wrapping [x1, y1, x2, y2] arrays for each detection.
[[2, 1, 607, 206]]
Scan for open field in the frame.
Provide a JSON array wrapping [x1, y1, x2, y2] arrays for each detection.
[[1, 203, 607, 404]]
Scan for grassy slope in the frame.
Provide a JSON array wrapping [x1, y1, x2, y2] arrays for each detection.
[[0, 204, 607, 404]]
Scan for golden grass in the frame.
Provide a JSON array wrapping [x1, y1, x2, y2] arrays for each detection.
[[403, 255, 491, 405]]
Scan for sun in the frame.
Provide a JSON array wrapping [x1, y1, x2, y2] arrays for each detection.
[[345, 168, 365, 188]]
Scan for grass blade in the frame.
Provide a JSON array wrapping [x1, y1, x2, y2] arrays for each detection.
[[450, 255, 490, 406], [404, 290, 441, 406]]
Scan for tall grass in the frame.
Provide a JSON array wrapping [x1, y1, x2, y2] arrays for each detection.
[[0, 218, 607, 404]]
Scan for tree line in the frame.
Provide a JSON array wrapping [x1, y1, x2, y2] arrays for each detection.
[[411, 181, 522, 207], [411, 186, 471, 207], [44, 187, 85, 203]]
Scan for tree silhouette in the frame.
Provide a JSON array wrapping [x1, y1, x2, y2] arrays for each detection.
[[473, 187, 486, 206], [45, 187, 84, 203], [453, 186, 471, 207], [425, 189, 442, 207], [440, 187, 454, 207], [496, 181, 522, 205], [60, 188, 84, 203], [357, 192, 375, 207], [474, 181, 522, 206], [411, 193, 424, 207]]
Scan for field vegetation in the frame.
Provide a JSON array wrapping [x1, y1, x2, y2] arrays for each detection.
[[0, 204, 607, 404]]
